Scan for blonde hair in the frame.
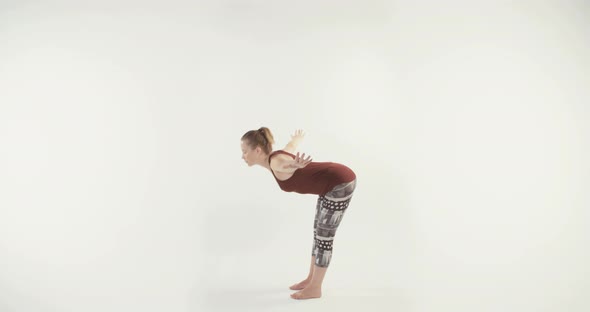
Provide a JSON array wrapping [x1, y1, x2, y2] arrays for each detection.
[[241, 127, 275, 154]]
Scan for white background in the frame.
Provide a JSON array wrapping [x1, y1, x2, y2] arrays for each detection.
[[0, 1, 588, 311]]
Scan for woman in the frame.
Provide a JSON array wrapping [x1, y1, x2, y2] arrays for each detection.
[[240, 127, 357, 300]]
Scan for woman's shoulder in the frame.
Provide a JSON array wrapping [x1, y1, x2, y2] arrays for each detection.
[[269, 150, 294, 170], [270, 150, 295, 158]]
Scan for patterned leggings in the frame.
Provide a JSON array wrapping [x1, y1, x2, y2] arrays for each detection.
[[312, 179, 357, 267]]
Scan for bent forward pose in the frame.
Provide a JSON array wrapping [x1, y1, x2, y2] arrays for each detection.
[[240, 127, 357, 300]]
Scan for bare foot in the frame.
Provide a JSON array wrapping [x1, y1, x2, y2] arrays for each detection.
[[289, 279, 311, 290], [290, 287, 322, 300]]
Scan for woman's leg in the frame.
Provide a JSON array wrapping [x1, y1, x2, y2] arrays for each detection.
[[288, 256, 317, 290], [291, 179, 356, 299], [289, 196, 323, 290]]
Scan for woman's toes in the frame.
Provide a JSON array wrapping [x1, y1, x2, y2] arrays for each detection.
[[290, 288, 321, 300], [289, 280, 309, 290]]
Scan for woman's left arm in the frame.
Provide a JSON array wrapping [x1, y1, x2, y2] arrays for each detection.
[[271, 152, 313, 173], [282, 152, 313, 169]]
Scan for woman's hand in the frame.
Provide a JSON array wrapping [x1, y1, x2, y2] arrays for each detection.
[[287, 152, 312, 169], [283, 129, 307, 153], [290, 129, 306, 146]]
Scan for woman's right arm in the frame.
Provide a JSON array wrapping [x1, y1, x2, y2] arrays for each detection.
[[283, 129, 305, 153]]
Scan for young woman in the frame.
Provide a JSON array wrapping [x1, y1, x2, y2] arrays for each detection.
[[240, 127, 357, 300]]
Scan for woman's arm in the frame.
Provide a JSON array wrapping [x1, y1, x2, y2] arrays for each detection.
[[271, 152, 313, 173], [283, 129, 306, 153]]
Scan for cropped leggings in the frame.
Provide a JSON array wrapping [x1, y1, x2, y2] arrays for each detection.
[[312, 179, 357, 268]]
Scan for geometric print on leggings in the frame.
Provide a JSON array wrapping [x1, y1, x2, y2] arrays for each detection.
[[312, 179, 356, 268]]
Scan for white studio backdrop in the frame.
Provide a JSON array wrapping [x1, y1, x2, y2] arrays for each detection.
[[0, 1, 588, 312]]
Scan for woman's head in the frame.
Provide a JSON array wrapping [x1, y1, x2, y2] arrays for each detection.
[[241, 127, 275, 166]]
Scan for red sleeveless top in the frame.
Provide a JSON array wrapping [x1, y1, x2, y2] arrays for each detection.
[[269, 150, 356, 195]]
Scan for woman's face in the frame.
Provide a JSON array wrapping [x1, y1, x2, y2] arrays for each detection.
[[241, 140, 258, 166]]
